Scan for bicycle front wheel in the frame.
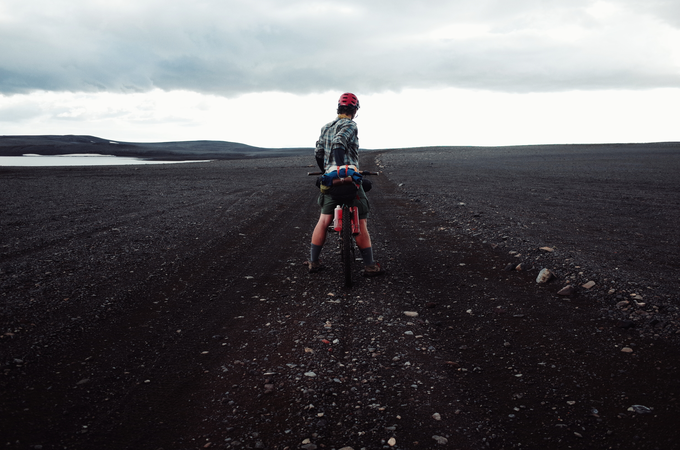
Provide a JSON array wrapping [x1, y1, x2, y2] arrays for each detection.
[[341, 205, 352, 287]]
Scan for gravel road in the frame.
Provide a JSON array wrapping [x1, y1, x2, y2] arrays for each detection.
[[1, 143, 679, 449]]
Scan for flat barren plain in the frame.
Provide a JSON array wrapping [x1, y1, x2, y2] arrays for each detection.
[[2, 143, 679, 449]]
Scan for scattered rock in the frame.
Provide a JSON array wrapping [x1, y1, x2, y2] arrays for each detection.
[[432, 435, 449, 445], [304, 372, 317, 377], [582, 280, 596, 289], [557, 285, 575, 296], [621, 347, 634, 353], [388, 437, 396, 446], [536, 268, 554, 284], [432, 412, 442, 420], [404, 311, 419, 317], [540, 246, 554, 252], [628, 405, 653, 414]]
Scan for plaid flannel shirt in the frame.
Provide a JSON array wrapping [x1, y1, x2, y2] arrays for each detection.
[[314, 117, 360, 172]]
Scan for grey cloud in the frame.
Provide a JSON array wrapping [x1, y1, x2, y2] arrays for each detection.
[[1, 0, 678, 96]]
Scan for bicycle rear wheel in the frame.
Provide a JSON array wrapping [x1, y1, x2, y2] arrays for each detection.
[[341, 205, 352, 287]]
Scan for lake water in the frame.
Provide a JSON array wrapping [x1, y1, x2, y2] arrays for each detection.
[[0, 154, 210, 167]]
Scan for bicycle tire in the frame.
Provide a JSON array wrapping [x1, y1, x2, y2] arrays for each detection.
[[341, 205, 352, 287]]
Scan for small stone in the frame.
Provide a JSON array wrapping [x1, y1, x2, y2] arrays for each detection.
[[540, 246, 554, 252], [574, 432, 583, 438], [432, 412, 442, 420], [616, 300, 630, 308], [628, 405, 653, 414], [504, 263, 516, 271], [432, 435, 449, 445], [582, 281, 596, 289], [339, 447, 354, 450], [621, 347, 634, 353], [388, 437, 397, 446], [404, 331, 414, 336], [536, 268, 554, 284], [304, 372, 317, 377], [404, 311, 419, 318], [557, 285, 575, 296], [515, 263, 527, 271]]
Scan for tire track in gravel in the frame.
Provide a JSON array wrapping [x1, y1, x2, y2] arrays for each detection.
[[179, 157, 483, 449]]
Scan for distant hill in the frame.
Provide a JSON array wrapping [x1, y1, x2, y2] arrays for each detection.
[[0, 135, 311, 160]]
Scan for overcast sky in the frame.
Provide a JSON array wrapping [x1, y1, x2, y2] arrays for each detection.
[[1, 0, 679, 148]]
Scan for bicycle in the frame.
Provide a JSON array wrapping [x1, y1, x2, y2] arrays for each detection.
[[308, 169, 379, 287]]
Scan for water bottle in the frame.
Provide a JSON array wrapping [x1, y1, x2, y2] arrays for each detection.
[[333, 205, 342, 231]]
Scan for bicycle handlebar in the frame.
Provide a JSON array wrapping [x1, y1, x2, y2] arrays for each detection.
[[307, 170, 380, 176]]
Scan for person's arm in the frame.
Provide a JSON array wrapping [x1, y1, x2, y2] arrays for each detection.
[[314, 140, 325, 171], [330, 121, 357, 166], [332, 146, 346, 166]]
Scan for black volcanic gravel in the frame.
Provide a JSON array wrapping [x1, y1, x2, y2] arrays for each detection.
[[1, 143, 680, 450]]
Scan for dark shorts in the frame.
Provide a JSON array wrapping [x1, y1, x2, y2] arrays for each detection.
[[318, 185, 370, 219]]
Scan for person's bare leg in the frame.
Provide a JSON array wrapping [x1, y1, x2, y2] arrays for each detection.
[[312, 214, 333, 247], [354, 219, 371, 249], [309, 214, 333, 271]]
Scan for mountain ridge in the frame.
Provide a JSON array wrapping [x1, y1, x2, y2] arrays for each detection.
[[0, 135, 311, 160]]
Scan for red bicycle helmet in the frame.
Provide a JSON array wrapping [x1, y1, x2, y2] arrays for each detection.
[[338, 92, 360, 109]]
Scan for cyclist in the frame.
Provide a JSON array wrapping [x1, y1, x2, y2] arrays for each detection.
[[308, 92, 385, 277]]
